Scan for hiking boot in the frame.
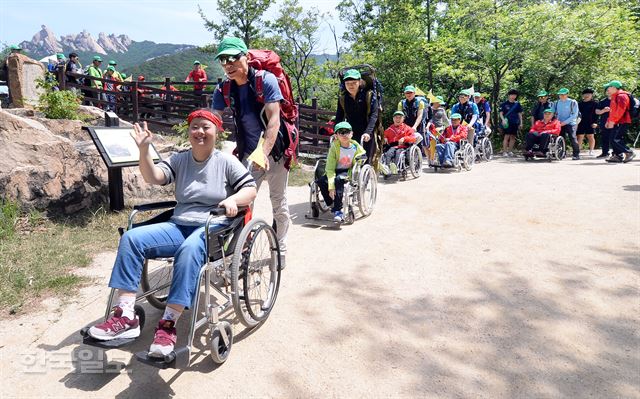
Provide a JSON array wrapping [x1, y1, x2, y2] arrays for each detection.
[[148, 319, 177, 358], [502, 152, 508, 157], [88, 306, 140, 341], [606, 155, 623, 163], [333, 211, 344, 223], [623, 151, 636, 163]]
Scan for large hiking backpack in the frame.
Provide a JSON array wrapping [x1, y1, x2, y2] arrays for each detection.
[[627, 93, 639, 119], [222, 49, 299, 169], [402, 95, 430, 129]]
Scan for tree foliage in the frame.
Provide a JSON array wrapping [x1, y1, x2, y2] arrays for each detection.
[[199, 0, 273, 48]]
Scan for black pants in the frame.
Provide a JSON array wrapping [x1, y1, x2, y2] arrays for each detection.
[[353, 132, 377, 165], [611, 124, 630, 156], [600, 127, 613, 154], [560, 124, 580, 157], [525, 132, 551, 152], [317, 173, 346, 212]]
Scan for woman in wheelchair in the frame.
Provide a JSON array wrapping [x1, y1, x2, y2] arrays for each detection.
[[316, 121, 365, 223], [524, 108, 560, 157], [381, 111, 419, 174], [87, 109, 257, 358], [436, 113, 468, 166]]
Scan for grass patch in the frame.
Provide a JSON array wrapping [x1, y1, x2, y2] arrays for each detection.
[[0, 205, 126, 314], [288, 157, 318, 187]]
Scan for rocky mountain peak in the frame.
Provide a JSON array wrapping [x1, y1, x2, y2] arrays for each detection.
[[19, 26, 133, 58]]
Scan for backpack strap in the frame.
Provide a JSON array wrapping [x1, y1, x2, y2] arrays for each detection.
[[366, 90, 373, 118], [254, 70, 265, 104], [222, 79, 231, 108], [339, 93, 346, 119]]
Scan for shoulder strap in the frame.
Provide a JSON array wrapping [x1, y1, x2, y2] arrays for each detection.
[[366, 90, 373, 118], [222, 80, 231, 108], [339, 93, 346, 118], [254, 70, 265, 103]]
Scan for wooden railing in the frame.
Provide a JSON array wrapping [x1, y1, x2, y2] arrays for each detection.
[[57, 69, 333, 155]]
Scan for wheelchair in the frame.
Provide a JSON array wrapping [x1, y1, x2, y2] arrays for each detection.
[[473, 125, 494, 162], [523, 134, 566, 161], [80, 201, 282, 369], [307, 153, 377, 225], [428, 133, 475, 172], [380, 136, 423, 180]]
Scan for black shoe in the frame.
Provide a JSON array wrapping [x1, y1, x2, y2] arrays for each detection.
[[572, 155, 580, 160], [596, 153, 608, 158], [623, 151, 636, 163], [606, 155, 623, 163]]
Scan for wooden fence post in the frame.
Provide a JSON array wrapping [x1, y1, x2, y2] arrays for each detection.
[[57, 67, 66, 90], [132, 81, 139, 123], [164, 77, 171, 119], [312, 98, 319, 146]]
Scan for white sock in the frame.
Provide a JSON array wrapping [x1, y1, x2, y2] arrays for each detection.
[[117, 296, 135, 319], [162, 307, 182, 323]]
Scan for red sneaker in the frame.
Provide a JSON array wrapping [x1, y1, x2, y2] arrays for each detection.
[[88, 306, 140, 340], [148, 319, 177, 358]]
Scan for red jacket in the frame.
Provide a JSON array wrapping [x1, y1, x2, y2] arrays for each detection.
[[441, 124, 468, 143], [608, 90, 631, 125], [186, 69, 207, 90], [529, 119, 560, 135], [384, 123, 416, 147]]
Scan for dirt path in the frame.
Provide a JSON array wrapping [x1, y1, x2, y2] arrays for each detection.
[[2, 156, 639, 399]]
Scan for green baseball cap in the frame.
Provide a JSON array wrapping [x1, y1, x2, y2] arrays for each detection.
[[603, 80, 622, 89], [451, 113, 462, 119], [215, 37, 248, 59], [9, 44, 22, 50], [393, 110, 405, 116], [107, 66, 115, 71], [56, 53, 65, 59], [93, 55, 102, 62], [557, 88, 569, 95], [108, 60, 117, 65], [343, 69, 361, 81], [458, 89, 472, 96], [434, 96, 444, 104], [121, 73, 127, 79], [193, 60, 201, 65], [404, 85, 416, 93], [473, 92, 481, 97], [537, 90, 549, 97], [334, 121, 352, 131], [543, 108, 554, 113]]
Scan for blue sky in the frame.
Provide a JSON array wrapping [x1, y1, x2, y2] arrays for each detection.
[[0, 0, 346, 53]]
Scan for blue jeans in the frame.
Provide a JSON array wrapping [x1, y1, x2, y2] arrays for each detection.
[[108, 220, 228, 308], [436, 142, 456, 164]]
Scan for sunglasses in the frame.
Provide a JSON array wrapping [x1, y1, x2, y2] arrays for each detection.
[[219, 54, 242, 65], [336, 129, 351, 136]]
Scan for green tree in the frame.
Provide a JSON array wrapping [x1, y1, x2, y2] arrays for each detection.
[[198, 0, 273, 48]]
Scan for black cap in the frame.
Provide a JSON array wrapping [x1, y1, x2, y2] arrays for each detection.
[[507, 89, 519, 96], [69, 52, 78, 58], [582, 88, 594, 94]]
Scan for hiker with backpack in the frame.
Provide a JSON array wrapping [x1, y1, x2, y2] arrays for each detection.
[[212, 37, 296, 269], [452, 89, 480, 149], [398, 85, 430, 154], [554, 88, 581, 160], [603, 80, 636, 163], [335, 68, 379, 165]]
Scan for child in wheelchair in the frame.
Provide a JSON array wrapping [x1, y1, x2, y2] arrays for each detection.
[[435, 113, 468, 166], [87, 110, 257, 358], [524, 108, 560, 157], [316, 121, 366, 223], [381, 111, 419, 175]]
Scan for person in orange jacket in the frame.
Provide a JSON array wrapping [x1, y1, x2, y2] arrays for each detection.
[[603, 80, 635, 163], [436, 113, 468, 166], [524, 108, 560, 156], [382, 111, 418, 173]]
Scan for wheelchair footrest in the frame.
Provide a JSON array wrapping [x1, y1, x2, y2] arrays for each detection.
[[134, 346, 190, 369], [80, 327, 139, 349]]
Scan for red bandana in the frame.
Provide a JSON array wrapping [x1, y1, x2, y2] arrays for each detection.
[[187, 110, 223, 130]]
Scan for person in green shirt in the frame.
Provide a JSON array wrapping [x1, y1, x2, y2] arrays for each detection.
[[104, 60, 123, 81], [86, 55, 104, 106]]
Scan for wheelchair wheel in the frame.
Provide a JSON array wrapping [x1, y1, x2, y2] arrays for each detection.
[[309, 182, 320, 218], [462, 143, 475, 170], [554, 136, 566, 160], [210, 321, 233, 364], [409, 145, 423, 178], [231, 219, 281, 328], [357, 164, 377, 217], [482, 138, 493, 161], [141, 258, 173, 310]]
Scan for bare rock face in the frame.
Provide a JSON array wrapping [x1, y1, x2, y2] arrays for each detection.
[[97, 33, 129, 53], [19, 25, 63, 55], [0, 108, 175, 215], [6, 53, 46, 108]]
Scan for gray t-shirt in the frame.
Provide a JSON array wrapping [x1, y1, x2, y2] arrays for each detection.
[[157, 150, 255, 226]]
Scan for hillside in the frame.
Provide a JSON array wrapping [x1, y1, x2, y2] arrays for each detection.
[[123, 47, 225, 82]]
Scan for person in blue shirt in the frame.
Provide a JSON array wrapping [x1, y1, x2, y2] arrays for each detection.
[[499, 89, 523, 157], [473, 92, 491, 130], [451, 89, 480, 146], [211, 37, 289, 269], [553, 88, 581, 160]]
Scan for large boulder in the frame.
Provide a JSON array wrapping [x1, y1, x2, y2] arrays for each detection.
[[0, 108, 174, 214], [5, 53, 46, 108]]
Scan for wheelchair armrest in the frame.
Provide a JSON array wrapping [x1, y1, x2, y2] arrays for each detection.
[[209, 206, 249, 216], [133, 201, 178, 212]]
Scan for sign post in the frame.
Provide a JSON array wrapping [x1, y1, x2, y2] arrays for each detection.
[[84, 113, 161, 211]]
